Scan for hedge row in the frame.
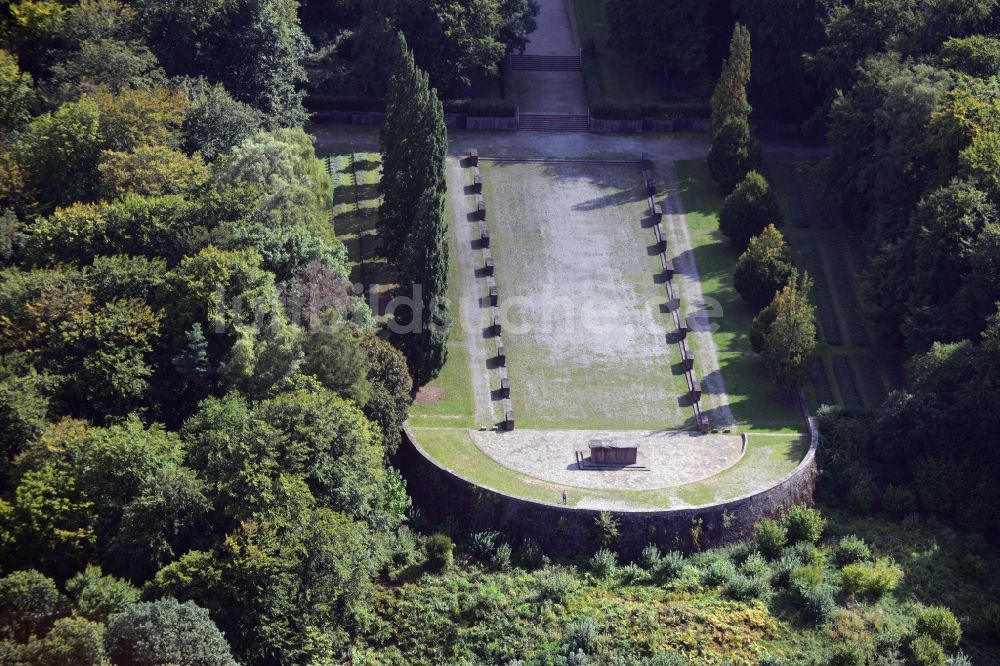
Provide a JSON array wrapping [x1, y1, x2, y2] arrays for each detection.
[[796, 239, 843, 346], [304, 94, 516, 117], [831, 355, 863, 409]]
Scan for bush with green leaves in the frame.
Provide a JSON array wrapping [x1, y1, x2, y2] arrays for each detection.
[[910, 635, 947, 666], [469, 530, 501, 562], [741, 551, 770, 579], [703, 558, 737, 587], [759, 655, 788, 666], [641, 544, 663, 571], [916, 607, 962, 649], [594, 512, 620, 548], [835, 536, 872, 566], [708, 116, 763, 193], [517, 539, 545, 570], [783, 506, 825, 544], [802, 585, 838, 627], [841, 558, 903, 599], [619, 563, 649, 585], [490, 542, 513, 572], [590, 549, 618, 578], [652, 551, 686, 584], [947, 652, 973, 666], [723, 572, 771, 602], [425, 533, 454, 572], [719, 171, 780, 252], [789, 564, 823, 597], [537, 567, 577, 604], [755, 518, 788, 559], [563, 617, 599, 656], [828, 642, 866, 666]]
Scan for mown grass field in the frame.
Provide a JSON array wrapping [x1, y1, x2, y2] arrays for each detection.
[[328, 152, 397, 320]]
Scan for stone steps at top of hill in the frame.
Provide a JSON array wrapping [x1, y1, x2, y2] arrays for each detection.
[[509, 54, 582, 71], [517, 114, 590, 132]]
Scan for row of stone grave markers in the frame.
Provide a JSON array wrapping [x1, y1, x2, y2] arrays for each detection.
[[641, 154, 710, 434], [470, 149, 515, 431]]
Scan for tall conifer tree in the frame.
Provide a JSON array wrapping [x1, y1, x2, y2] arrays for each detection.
[[710, 24, 752, 135]]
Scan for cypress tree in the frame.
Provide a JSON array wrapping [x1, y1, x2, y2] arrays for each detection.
[[710, 24, 752, 135], [380, 32, 450, 384], [379, 32, 447, 262]]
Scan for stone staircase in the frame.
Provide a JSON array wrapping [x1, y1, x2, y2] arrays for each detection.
[[509, 53, 582, 71], [518, 113, 590, 132]]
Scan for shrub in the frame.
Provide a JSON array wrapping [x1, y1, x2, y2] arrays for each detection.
[[789, 564, 823, 596], [787, 541, 825, 566], [594, 512, 620, 547], [916, 607, 962, 649], [640, 544, 663, 571], [735, 225, 795, 309], [910, 635, 947, 666], [741, 551, 770, 579], [538, 568, 577, 604], [840, 558, 903, 599], [802, 585, 838, 627], [652, 551, 686, 584], [517, 539, 545, 570], [707, 117, 763, 193], [491, 542, 513, 571], [882, 484, 918, 518], [469, 530, 500, 561], [619, 563, 649, 585], [724, 572, 771, 602], [947, 652, 973, 666], [590, 549, 618, 578], [704, 558, 737, 587], [425, 534, 454, 572], [828, 643, 866, 666], [563, 617, 599, 655], [754, 518, 788, 559], [783, 506, 825, 544], [835, 536, 872, 566], [719, 171, 780, 252], [958, 553, 987, 581]]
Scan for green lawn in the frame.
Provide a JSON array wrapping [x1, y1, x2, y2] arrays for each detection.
[[674, 160, 803, 433], [411, 426, 808, 510], [329, 152, 397, 320], [407, 192, 477, 429]]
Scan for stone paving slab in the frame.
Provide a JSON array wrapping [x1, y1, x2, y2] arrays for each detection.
[[469, 429, 744, 490]]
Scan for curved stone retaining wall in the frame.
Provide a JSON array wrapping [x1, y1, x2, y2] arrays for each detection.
[[396, 420, 818, 560]]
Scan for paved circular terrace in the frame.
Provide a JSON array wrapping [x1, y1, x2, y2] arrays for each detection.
[[468, 429, 744, 491]]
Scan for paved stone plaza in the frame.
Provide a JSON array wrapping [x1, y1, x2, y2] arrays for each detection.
[[469, 429, 744, 491]]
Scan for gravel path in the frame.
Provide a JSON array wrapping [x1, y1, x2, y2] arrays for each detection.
[[445, 156, 497, 426], [524, 0, 580, 54], [470, 429, 744, 490], [660, 162, 737, 427]]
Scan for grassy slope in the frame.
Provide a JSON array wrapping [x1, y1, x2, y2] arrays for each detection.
[[674, 160, 802, 433], [354, 510, 1000, 665]]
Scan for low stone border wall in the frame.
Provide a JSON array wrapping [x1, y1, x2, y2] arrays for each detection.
[[640, 155, 709, 433], [397, 417, 819, 560], [470, 150, 515, 430], [311, 111, 516, 130]]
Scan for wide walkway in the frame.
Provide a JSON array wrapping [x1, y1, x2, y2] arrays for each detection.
[[470, 429, 744, 490], [514, 0, 588, 115]]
